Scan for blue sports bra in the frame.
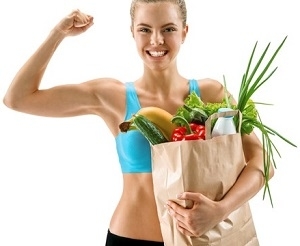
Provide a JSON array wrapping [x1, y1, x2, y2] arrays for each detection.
[[115, 79, 201, 173]]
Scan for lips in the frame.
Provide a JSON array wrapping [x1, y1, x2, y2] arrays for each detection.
[[147, 50, 168, 57]]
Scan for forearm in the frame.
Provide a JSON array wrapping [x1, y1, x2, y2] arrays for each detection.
[[220, 158, 266, 219], [4, 29, 65, 108]]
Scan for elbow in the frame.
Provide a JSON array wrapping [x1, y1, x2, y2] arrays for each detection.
[[3, 94, 21, 111], [3, 95, 12, 108], [267, 161, 275, 181]]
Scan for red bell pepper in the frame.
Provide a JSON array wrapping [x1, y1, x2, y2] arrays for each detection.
[[171, 116, 205, 141]]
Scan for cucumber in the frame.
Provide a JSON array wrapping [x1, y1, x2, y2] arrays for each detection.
[[133, 114, 168, 145]]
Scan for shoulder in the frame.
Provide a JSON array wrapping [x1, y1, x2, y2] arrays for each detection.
[[197, 78, 225, 103], [83, 77, 127, 114], [83, 78, 129, 134], [85, 77, 125, 91], [82, 77, 126, 100]]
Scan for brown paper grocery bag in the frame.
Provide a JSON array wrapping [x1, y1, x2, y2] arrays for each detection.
[[151, 110, 259, 246]]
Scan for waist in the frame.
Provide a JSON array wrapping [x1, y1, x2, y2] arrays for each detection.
[[109, 173, 163, 241]]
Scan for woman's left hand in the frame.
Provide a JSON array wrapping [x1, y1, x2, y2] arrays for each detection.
[[165, 192, 225, 237]]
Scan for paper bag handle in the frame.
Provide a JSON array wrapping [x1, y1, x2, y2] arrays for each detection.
[[205, 110, 242, 140]]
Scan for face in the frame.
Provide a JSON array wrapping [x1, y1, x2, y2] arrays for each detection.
[[131, 2, 188, 71]]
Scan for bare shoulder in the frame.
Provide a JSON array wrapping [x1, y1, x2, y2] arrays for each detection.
[[85, 77, 128, 134], [85, 77, 126, 114], [197, 78, 224, 103], [89, 77, 126, 97]]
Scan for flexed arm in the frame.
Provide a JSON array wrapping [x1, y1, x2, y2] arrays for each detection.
[[3, 10, 95, 117]]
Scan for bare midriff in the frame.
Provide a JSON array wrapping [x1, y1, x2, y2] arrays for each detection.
[[109, 173, 164, 242]]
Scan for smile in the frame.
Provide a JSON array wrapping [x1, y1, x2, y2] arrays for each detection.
[[147, 51, 168, 57]]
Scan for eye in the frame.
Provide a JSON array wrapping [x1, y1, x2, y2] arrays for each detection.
[[164, 27, 176, 32], [138, 28, 151, 33]]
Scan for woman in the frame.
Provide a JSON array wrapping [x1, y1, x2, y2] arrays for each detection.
[[3, 0, 273, 245]]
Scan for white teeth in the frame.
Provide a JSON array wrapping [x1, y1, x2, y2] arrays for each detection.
[[149, 51, 166, 57]]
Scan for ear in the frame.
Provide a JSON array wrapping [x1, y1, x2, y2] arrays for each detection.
[[185, 24, 189, 34], [182, 24, 188, 43]]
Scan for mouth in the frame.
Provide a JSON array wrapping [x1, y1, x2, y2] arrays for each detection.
[[147, 50, 168, 57]]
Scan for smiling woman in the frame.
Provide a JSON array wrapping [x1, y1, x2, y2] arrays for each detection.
[[130, 1, 187, 72], [0, 0, 299, 246]]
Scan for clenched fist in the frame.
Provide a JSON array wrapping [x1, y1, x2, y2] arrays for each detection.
[[54, 9, 94, 37]]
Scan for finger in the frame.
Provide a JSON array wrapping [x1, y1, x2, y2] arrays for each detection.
[[72, 9, 93, 27], [167, 203, 200, 237], [165, 202, 186, 222], [177, 192, 204, 202], [176, 222, 194, 236]]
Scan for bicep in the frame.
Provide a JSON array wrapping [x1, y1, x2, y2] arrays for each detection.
[[15, 79, 107, 117], [242, 132, 265, 171]]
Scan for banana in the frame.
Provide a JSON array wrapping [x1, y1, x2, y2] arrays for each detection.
[[135, 107, 177, 141], [119, 106, 177, 141]]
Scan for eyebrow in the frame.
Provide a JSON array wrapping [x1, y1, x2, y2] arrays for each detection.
[[136, 22, 178, 28]]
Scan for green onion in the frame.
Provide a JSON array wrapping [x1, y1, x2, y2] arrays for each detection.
[[229, 36, 297, 206]]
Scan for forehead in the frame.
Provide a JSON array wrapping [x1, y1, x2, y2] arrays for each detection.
[[133, 2, 182, 26]]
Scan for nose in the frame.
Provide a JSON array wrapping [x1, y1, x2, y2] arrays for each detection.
[[150, 32, 164, 46]]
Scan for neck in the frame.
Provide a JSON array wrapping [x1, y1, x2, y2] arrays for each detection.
[[139, 65, 184, 93]]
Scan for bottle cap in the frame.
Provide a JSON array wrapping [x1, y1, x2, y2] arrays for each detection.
[[217, 107, 234, 118]]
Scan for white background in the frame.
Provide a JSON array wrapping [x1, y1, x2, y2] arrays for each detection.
[[0, 0, 299, 245]]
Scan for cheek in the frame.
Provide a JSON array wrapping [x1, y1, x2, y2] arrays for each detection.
[[166, 36, 181, 48], [133, 38, 147, 57], [134, 36, 148, 48], [164, 33, 182, 43]]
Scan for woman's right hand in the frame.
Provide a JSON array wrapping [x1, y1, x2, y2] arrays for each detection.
[[54, 9, 94, 37]]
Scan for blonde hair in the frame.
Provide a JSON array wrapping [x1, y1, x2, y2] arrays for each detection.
[[130, 0, 187, 27]]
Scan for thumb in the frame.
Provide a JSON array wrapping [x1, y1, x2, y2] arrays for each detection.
[[55, 9, 93, 36], [177, 192, 204, 202], [72, 9, 93, 27]]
